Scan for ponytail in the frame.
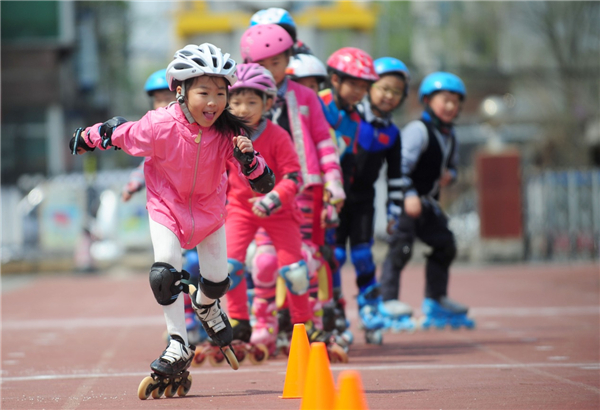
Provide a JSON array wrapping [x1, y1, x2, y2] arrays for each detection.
[[214, 108, 255, 138]]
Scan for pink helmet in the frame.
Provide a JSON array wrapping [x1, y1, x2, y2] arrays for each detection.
[[240, 24, 294, 63], [229, 63, 277, 98], [326, 47, 379, 82]]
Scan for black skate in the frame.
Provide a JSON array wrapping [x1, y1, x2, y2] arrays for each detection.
[[138, 335, 195, 400], [305, 320, 349, 364], [190, 292, 239, 370]]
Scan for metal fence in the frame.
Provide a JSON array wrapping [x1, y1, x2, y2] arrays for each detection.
[[525, 169, 600, 261]]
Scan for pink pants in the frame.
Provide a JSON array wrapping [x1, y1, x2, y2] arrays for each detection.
[[225, 205, 311, 324]]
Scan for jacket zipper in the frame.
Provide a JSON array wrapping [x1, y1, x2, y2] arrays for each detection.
[[186, 129, 202, 246]]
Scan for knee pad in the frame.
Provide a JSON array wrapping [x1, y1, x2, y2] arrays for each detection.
[[301, 242, 320, 280], [279, 260, 310, 295], [351, 243, 376, 290], [252, 246, 278, 288], [149, 262, 190, 306], [183, 250, 200, 281], [350, 243, 376, 276], [428, 242, 457, 268], [199, 274, 231, 300], [334, 246, 347, 268], [227, 258, 246, 291]]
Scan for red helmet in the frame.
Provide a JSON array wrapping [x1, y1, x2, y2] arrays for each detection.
[[326, 47, 379, 82]]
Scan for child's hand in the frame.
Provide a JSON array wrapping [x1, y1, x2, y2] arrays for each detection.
[[439, 170, 453, 188], [233, 136, 253, 154], [386, 219, 397, 235], [69, 127, 94, 155], [232, 136, 256, 171], [404, 196, 422, 219], [248, 191, 282, 217]]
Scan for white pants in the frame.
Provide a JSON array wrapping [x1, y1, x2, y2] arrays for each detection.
[[149, 216, 228, 345]]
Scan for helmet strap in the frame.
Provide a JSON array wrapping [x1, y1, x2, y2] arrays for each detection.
[[176, 82, 196, 124], [424, 105, 453, 134]]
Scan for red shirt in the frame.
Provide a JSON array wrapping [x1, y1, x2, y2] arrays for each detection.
[[227, 119, 302, 211]]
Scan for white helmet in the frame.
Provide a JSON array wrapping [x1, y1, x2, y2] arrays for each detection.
[[286, 53, 327, 82], [166, 43, 238, 91]]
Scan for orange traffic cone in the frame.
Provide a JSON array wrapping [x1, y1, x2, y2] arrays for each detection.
[[280, 323, 311, 399], [334, 370, 369, 410], [299, 342, 336, 410]]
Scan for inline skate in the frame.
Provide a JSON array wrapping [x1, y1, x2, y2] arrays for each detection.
[[194, 318, 268, 366], [379, 299, 416, 333], [356, 284, 386, 345], [138, 335, 194, 400], [305, 320, 349, 364], [189, 286, 239, 370], [419, 297, 476, 330]]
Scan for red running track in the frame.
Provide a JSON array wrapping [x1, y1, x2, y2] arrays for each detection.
[[1, 261, 599, 409]]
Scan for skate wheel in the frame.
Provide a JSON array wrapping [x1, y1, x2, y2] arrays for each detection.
[[222, 346, 240, 370], [164, 384, 176, 398], [177, 374, 192, 397], [151, 384, 165, 399], [248, 343, 269, 365], [328, 343, 348, 364], [192, 349, 206, 367], [232, 342, 247, 364], [137, 376, 155, 400], [208, 351, 226, 367], [365, 330, 383, 345]]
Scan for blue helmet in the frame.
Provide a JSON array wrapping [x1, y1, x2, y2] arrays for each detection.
[[374, 57, 410, 80], [374, 57, 410, 97], [144, 69, 169, 95], [249, 8, 297, 41], [250, 8, 296, 28], [418, 71, 466, 103]]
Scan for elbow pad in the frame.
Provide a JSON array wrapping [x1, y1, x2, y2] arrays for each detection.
[[99, 116, 128, 150], [248, 165, 275, 194]]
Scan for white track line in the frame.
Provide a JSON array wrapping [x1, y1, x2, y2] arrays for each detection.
[[470, 306, 600, 317], [2, 362, 598, 383], [3, 306, 598, 331]]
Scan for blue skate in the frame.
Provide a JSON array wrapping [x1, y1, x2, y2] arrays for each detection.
[[357, 285, 386, 345], [379, 300, 416, 333], [420, 297, 476, 330]]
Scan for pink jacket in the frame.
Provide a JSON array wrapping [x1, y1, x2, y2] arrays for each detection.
[[83, 103, 268, 249], [285, 81, 343, 193]]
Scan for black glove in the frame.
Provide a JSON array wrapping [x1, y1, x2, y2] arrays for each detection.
[[99, 116, 128, 149], [233, 147, 258, 176], [69, 127, 94, 155]]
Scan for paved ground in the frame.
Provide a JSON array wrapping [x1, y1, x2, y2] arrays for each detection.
[[1, 259, 599, 409]]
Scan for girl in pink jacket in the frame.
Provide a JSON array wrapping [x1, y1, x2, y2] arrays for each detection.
[[69, 43, 274, 391]]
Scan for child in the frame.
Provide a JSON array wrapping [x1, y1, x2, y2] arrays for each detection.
[[69, 43, 274, 392], [119, 69, 207, 345], [239, 24, 346, 347], [340, 57, 411, 338], [249, 7, 312, 55], [379, 71, 475, 330], [223, 63, 307, 355], [318, 47, 379, 341], [286, 53, 328, 95]]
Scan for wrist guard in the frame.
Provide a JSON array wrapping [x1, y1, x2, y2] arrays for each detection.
[[69, 127, 94, 155], [253, 191, 282, 216], [99, 116, 128, 150], [233, 147, 257, 176]]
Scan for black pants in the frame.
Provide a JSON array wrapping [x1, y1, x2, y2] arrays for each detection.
[[379, 201, 457, 301], [335, 199, 375, 248]]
